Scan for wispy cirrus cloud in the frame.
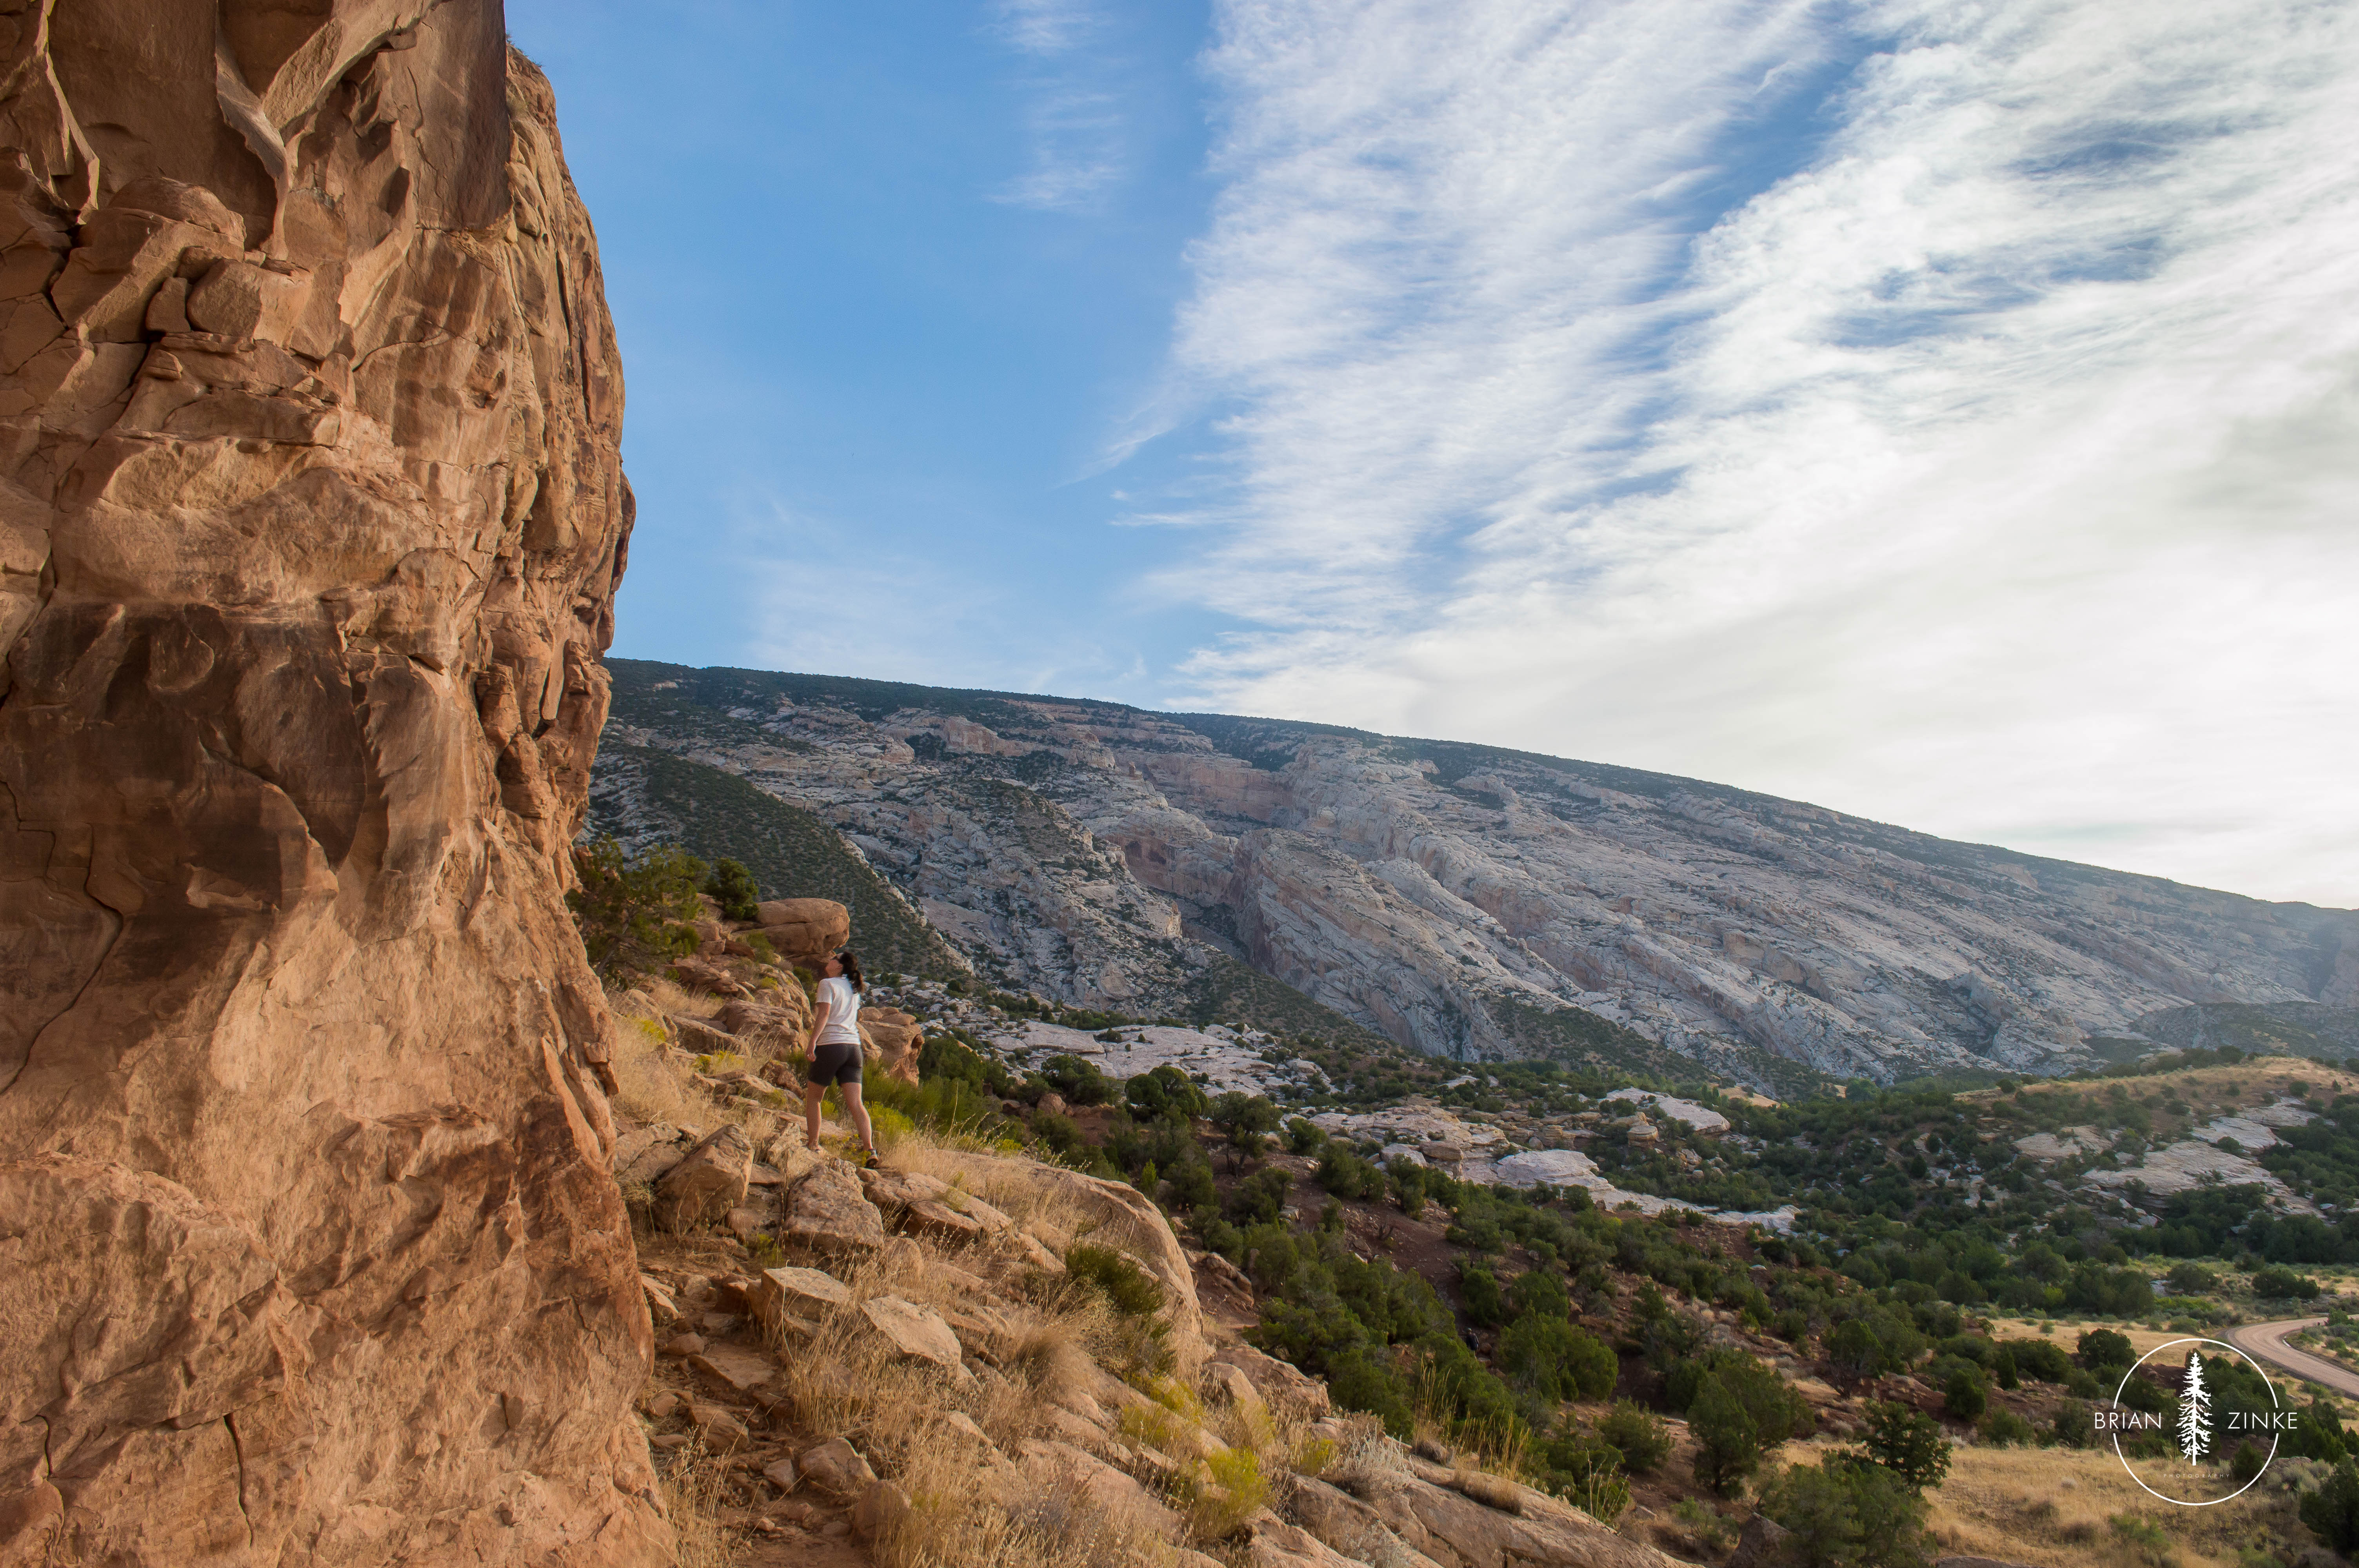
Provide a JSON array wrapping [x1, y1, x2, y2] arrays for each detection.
[[990, 0, 1129, 210], [1140, 0, 2359, 905]]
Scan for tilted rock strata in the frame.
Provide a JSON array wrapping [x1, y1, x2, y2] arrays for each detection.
[[0, 6, 658, 1563], [599, 664, 2357, 1086]]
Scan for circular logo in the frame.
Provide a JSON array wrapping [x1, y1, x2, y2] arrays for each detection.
[[2099, 1336, 2290, 1506]]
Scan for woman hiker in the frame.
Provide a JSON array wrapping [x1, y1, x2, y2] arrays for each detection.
[[802, 947, 879, 1166]]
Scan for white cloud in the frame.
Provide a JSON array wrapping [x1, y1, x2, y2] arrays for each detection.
[[1148, 0, 2359, 906], [990, 0, 1128, 210]]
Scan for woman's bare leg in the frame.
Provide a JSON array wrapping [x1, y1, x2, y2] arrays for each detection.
[[803, 1082, 826, 1152], [841, 1082, 877, 1156]]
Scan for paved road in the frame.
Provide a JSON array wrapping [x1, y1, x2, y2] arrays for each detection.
[[2228, 1318, 2359, 1399]]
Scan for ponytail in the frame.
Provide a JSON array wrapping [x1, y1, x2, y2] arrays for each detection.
[[836, 948, 866, 995]]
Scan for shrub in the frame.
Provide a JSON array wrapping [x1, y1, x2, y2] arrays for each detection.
[[1598, 1401, 1672, 1474], [2108, 1514, 2175, 1568], [1285, 1116, 1326, 1155], [1327, 1348, 1417, 1438], [1189, 1447, 1270, 1539], [2167, 1262, 2220, 1294], [2077, 1328, 2135, 1371], [1496, 1316, 1617, 1402], [569, 837, 705, 980], [1688, 1356, 1812, 1494], [1126, 1065, 1208, 1121], [2228, 1441, 2268, 1486], [1460, 1263, 1509, 1328], [2304, 1461, 2359, 1555], [1227, 1165, 1293, 1226], [1387, 1158, 1429, 1219], [1508, 1270, 1571, 1323], [1531, 1420, 1630, 1522], [2253, 1266, 2322, 1301], [1211, 1092, 1282, 1150], [2052, 1398, 2097, 1448], [2011, 1337, 2074, 1383], [1031, 1111, 1087, 1160], [1826, 1312, 1922, 1385], [2293, 1397, 2354, 1465], [702, 857, 760, 922], [1760, 1459, 1932, 1568], [1857, 1401, 1951, 1491], [1066, 1244, 1166, 1318], [1943, 1368, 1988, 1421], [1316, 1146, 1385, 1201], [1163, 1155, 1218, 1213], [1040, 1053, 1115, 1107], [1977, 1408, 2038, 1448]]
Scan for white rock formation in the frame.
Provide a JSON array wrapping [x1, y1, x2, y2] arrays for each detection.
[[593, 664, 2359, 1087]]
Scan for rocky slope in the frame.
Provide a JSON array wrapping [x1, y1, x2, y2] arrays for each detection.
[[603, 962, 1689, 1568], [0, 7, 658, 1563], [597, 662, 2357, 1091]]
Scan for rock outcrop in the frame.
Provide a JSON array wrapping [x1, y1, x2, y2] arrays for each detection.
[[596, 662, 2359, 1087], [0, 6, 655, 1563]]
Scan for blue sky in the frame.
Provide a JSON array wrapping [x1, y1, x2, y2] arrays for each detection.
[[506, 0, 1232, 691], [507, 1, 2359, 908]]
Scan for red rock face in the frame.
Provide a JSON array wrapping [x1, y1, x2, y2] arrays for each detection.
[[0, 4, 663, 1561]]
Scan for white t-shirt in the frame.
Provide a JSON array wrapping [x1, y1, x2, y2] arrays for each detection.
[[815, 976, 862, 1046]]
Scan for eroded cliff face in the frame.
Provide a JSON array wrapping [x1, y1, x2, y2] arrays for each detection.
[[0, 4, 661, 1562], [596, 663, 2358, 1091]]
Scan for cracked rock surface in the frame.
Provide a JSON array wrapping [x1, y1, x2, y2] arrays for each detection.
[[0, 4, 658, 1562], [597, 664, 2358, 1089]]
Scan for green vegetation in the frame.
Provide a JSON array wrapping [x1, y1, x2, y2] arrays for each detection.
[[1759, 1459, 1930, 1568], [1596, 1401, 1671, 1474], [588, 744, 963, 979], [2306, 1462, 2359, 1555], [2140, 1003, 2359, 1062], [703, 857, 760, 922], [568, 837, 705, 980]]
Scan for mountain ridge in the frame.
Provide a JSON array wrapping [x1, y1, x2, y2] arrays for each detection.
[[592, 657, 2356, 1090]]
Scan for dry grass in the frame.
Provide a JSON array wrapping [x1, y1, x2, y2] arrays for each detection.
[[609, 984, 798, 1158], [656, 1436, 735, 1568], [1915, 1441, 2319, 1568], [1983, 1319, 2227, 1359], [612, 991, 1312, 1567]]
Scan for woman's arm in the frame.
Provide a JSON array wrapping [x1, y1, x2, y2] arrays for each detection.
[[802, 983, 827, 1058]]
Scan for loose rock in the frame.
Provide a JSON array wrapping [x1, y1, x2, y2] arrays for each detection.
[[656, 1125, 755, 1230], [860, 1295, 967, 1373], [750, 1265, 852, 1330], [782, 1161, 889, 1253], [799, 1437, 879, 1499]]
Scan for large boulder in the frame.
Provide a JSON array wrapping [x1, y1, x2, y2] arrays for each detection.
[[755, 898, 851, 965], [668, 955, 747, 997], [0, 9, 662, 1564], [781, 1160, 888, 1253], [1334, 1455, 1681, 1568], [720, 991, 811, 1042], [655, 1124, 754, 1230], [859, 1005, 923, 1084]]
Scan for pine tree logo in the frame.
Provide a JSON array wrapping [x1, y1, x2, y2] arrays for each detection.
[[2179, 1351, 2212, 1465]]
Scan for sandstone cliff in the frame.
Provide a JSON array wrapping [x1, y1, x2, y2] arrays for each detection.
[[0, 5, 658, 1562], [597, 663, 2358, 1090]]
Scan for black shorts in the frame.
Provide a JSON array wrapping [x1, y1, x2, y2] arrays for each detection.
[[807, 1041, 863, 1087]]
